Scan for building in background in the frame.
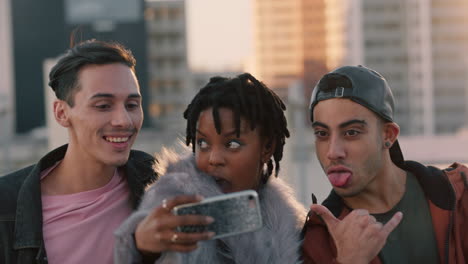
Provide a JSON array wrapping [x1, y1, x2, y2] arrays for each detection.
[[254, 0, 468, 204], [430, 0, 468, 134], [191, 70, 243, 92], [9, 0, 149, 133], [339, 0, 468, 135], [145, 0, 191, 132], [144, 0, 243, 132], [324, 0, 363, 69], [354, 0, 434, 135], [253, 0, 328, 99]]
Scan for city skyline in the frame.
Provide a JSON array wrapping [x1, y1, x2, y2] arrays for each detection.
[[1, 0, 468, 205]]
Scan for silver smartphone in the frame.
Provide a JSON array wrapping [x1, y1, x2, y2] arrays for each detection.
[[172, 190, 263, 239]]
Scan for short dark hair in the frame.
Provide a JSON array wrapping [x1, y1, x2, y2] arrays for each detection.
[[48, 40, 136, 106], [183, 73, 290, 184]]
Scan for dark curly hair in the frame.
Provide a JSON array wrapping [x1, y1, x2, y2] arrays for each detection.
[[183, 73, 290, 184], [48, 39, 136, 107]]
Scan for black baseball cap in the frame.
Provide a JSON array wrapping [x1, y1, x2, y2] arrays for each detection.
[[309, 65, 404, 167]]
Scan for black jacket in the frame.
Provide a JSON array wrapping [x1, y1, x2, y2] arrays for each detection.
[[0, 145, 157, 264]]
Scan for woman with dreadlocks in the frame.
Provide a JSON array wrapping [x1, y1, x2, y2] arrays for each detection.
[[115, 73, 306, 263]]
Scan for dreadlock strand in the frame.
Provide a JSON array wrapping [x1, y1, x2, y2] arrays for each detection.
[[249, 75, 265, 130], [212, 104, 222, 135]]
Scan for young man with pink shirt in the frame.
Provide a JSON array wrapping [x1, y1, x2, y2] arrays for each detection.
[[0, 40, 157, 264]]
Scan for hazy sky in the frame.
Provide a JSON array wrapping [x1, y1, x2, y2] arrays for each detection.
[[186, 0, 252, 71]]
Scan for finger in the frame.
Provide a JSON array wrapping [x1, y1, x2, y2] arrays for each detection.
[[159, 231, 199, 252], [174, 215, 214, 227], [157, 230, 212, 249], [368, 215, 377, 224], [151, 195, 204, 217], [359, 214, 377, 227], [310, 204, 340, 229], [381, 212, 403, 236], [170, 231, 215, 245], [151, 230, 197, 249], [349, 209, 369, 217]]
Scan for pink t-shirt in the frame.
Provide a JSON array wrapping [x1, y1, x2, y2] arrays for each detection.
[[41, 166, 132, 264]]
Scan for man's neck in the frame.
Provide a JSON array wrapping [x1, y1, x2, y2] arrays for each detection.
[[343, 163, 407, 214], [41, 145, 117, 195]]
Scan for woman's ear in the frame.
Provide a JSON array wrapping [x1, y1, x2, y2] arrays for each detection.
[[262, 139, 276, 163], [383, 122, 400, 148], [53, 100, 71, 127]]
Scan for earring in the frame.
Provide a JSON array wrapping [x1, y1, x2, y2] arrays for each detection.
[[261, 160, 269, 184], [385, 141, 391, 148]]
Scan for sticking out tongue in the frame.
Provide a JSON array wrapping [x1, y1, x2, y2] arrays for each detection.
[[328, 171, 351, 188]]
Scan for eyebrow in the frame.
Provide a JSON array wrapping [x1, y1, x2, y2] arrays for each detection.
[[311, 121, 329, 129], [339, 119, 367, 129], [312, 119, 367, 129], [90, 93, 141, 99], [196, 129, 206, 137], [196, 129, 243, 137]]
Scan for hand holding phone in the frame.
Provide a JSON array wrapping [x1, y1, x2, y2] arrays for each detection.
[[134, 195, 213, 255], [172, 190, 263, 239]]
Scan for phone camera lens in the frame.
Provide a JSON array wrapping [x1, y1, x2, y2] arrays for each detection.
[[248, 195, 253, 200]]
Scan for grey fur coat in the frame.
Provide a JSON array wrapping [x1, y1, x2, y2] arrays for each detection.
[[114, 149, 307, 264]]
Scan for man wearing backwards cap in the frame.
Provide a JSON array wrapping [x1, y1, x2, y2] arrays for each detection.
[[302, 65, 468, 263]]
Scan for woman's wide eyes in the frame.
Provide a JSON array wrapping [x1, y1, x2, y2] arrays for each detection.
[[196, 139, 242, 150], [197, 139, 209, 149], [227, 140, 241, 149]]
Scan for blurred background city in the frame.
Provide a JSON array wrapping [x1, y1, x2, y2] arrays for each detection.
[[1, 0, 467, 205]]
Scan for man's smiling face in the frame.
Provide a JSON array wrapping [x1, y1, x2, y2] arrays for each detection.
[[61, 63, 143, 167]]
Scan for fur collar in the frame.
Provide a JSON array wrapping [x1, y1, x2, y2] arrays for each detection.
[[115, 148, 307, 264]]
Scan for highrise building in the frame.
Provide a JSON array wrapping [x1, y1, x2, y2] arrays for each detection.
[[145, 0, 191, 131], [337, 0, 468, 135], [253, 0, 328, 99], [9, 0, 149, 133], [359, 0, 435, 135], [324, 0, 363, 69], [430, 0, 468, 134]]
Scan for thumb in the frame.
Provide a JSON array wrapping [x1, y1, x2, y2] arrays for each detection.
[[310, 204, 340, 230]]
